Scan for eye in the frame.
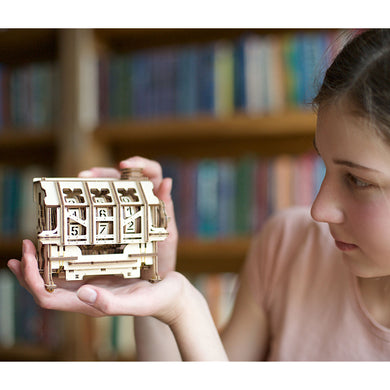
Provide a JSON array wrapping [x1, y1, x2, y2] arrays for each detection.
[[345, 173, 375, 189]]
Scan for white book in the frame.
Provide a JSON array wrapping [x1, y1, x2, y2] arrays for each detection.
[[0, 269, 15, 347], [117, 315, 136, 358], [244, 35, 266, 114]]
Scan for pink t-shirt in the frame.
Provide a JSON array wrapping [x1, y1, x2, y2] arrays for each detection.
[[243, 206, 390, 360]]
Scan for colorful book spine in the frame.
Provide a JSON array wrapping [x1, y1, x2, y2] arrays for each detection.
[[2, 62, 57, 131], [0, 165, 51, 238], [98, 31, 340, 121], [196, 159, 220, 238], [0, 268, 62, 349], [159, 152, 323, 239]]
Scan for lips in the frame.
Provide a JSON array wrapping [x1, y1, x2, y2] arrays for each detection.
[[334, 240, 358, 251]]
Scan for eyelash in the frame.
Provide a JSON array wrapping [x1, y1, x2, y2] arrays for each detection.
[[345, 173, 376, 190]]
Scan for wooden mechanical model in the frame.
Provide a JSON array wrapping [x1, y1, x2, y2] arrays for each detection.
[[33, 168, 168, 292]]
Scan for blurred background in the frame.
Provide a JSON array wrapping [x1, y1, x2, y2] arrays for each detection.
[[0, 28, 347, 360]]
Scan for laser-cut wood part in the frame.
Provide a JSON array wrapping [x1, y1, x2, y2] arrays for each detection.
[[33, 168, 168, 292]]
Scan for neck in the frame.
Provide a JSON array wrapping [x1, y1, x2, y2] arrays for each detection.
[[358, 276, 390, 328]]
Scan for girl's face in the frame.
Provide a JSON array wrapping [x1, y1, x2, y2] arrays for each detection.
[[311, 102, 390, 278]]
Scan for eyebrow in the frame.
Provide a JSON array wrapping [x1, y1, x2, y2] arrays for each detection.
[[312, 138, 384, 174], [333, 159, 384, 173]]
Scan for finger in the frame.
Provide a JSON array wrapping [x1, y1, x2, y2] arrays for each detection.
[[20, 240, 48, 296], [119, 156, 163, 190], [153, 177, 178, 274], [78, 167, 120, 179], [154, 178, 177, 233], [77, 272, 186, 322], [154, 177, 173, 203], [7, 259, 29, 291], [76, 283, 152, 316]]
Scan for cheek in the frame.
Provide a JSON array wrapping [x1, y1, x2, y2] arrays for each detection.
[[348, 195, 390, 254]]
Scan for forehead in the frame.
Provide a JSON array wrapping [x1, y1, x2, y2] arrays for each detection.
[[315, 103, 390, 170]]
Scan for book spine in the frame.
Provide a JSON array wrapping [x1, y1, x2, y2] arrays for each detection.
[[214, 41, 234, 117], [196, 159, 220, 238]]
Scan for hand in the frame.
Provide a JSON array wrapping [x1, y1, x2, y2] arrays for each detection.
[[79, 156, 178, 276], [8, 240, 190, 324], [7, 156, 181, 322]]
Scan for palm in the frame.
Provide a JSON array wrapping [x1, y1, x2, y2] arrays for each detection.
[[8, 238, 183, 322], [48, 275, 168, 317], [8, 157, 181, 320]]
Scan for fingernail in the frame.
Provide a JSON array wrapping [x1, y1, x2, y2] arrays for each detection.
[[22, 240, 28, 255], [166, 177, 173, 195], [121, 158, 144, 168], [77, 287, 97, 304], [78, 170, 94, 178]]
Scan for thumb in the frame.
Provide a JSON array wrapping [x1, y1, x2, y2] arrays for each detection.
[[76, 285, 114, 314], [76, 283, 154, 316]]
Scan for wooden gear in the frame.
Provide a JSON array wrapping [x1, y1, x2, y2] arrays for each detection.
[[33, 168, 169, 292]]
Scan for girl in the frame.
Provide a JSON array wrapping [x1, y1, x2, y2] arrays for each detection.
[[8, 29, 390, 360]]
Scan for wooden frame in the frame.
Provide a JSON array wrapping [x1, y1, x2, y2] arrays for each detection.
[[34, 168, 168, 291]]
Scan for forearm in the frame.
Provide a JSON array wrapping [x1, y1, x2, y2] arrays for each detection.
[[134, 316, 181, 361], [169, 282, 228, 361], [135, 275, 228, 361]]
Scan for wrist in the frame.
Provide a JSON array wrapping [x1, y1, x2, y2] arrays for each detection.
[[159, 272, 205, 328], [166, 274, 227, 361]]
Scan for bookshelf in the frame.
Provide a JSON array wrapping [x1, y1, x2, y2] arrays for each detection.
[[95, 110, 316, 158], [0, 28, 335, 361]]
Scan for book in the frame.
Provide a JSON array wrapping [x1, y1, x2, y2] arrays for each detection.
[[214, 41, 234, 117], [2, 166, 21, 236], [196, 159, 220, 238], [196, 44, 215, 115], [176, 45, 198, 117], [0, 269, 15, 347], [235, 156, 256, 235], [218, 159, 236, 237]]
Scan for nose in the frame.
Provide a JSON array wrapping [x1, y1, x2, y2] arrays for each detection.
[[310, 174, 344, 224]]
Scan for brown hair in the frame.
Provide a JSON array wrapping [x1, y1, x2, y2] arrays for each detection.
[[313, 29, 390, 141]]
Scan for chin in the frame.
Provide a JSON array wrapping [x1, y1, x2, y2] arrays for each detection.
[[341, 253, 384, 278]]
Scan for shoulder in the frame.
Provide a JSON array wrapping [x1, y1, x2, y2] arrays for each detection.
[[244, 206, 335, 296], [252, 206, 330, 254]]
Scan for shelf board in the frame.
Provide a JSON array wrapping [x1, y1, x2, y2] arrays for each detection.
[[95, 110, 316, 159], [0, 131, 57, 165], [0, 130, 55, 147], [96, 110, 316, 142], [0, 29, 58, 64], [0, 343, 58, 361], [94, 28, 336, 53], [177, 237, 250, 274]]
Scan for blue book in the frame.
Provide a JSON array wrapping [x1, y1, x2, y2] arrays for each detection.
[[121, 54, 132, 119], [313, 155, 326, 199], [294, 33, 306, 107], [233, 38, 246, 111], [14, 283, 41, 343], [301, 33, 327, 106], [131, 51, 152, 119], [196, 44, 215, 115], [196, 159, 219, 238], [108, 55, 122, 120], [153, 47, 177, 118], [2, 167, 21, 236], [176, 45, 198, 117], [218, 159, 236, 237]]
